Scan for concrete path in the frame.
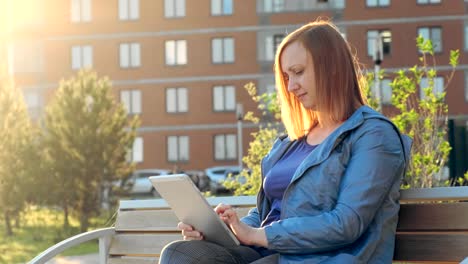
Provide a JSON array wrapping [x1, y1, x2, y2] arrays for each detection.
[[44, 253, 99, 264]]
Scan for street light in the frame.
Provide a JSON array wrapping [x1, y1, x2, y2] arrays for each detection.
[[236, 103, 243, 170], [373, 33, 383, 111]]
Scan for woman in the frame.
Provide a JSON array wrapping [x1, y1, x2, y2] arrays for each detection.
[[159, 20, 412, 264]]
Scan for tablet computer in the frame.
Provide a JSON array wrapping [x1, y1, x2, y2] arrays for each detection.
[[149, 174, 240, 247]]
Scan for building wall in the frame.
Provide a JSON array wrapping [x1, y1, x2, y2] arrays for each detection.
[[5, 0, 468, 172]]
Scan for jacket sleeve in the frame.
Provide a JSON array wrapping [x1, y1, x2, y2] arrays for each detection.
[[240, 207, 261, 228], [264, 121, 407, 254]]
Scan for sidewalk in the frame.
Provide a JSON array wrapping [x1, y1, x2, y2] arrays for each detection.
[[44, 253, 99, 264]]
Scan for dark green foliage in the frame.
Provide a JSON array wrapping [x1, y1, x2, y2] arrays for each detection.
[[42, 70, 139, 232]]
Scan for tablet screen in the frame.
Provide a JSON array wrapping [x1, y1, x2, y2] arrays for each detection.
[[149, 174, 240, 247]]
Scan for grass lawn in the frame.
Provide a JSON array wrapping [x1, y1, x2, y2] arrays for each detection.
[[0, 206, 115, 264]]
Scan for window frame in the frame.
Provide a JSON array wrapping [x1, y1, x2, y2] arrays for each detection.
[[118, 0, 140, 21], [365, 0, 390, 7], [211, 0, 233, 16], [165, 40, 187, 66], [213, 134, 237, 161], [416, 0, 441, 5], [127, 136, 143, 163], [419, 76, 445, 100], [212, 85, 236, 112], [367, 29, 392, 57], [211, 37, 235, 64], [417, 26, 442, 53], [71, 0, 92, 23], [166, 87, 188, 113], [71, 45, 93, 70], [167, 135, 190, 162], [120, 89, 142, 115], [119, 42, 141, 68], [164, 0, 186, 18]]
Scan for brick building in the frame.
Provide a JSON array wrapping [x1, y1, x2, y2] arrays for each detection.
[[2, 0, 467, 176]]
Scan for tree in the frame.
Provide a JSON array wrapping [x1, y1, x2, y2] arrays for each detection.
[[0, 69, 35, 236], [42, 70, 139, 232], [223, 83, 283, 195], [364, 36, 459, 188]]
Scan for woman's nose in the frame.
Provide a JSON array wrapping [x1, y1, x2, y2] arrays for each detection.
[[287, 79, 298, 92]]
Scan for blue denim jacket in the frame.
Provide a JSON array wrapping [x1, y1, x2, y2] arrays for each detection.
[[241, 106, 412, 264]]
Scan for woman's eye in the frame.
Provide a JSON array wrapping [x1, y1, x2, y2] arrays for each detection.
[[295, 70, 303, 75]]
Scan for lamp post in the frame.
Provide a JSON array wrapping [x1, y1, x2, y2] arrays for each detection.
[[373, 33, 383, 112], [236, 103, 243, 170]]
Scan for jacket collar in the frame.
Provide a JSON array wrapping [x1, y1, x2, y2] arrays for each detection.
[[290, 105, 395, 183]]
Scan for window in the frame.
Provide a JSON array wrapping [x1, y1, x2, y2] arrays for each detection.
[[212, 37, 234, 64], [263, 0, 284, 12], [165, 40, 187, 65], [465, 25, 468, 51], [367, 30, 391, 57], [420, 77, 444, 99], [166, 87, 188, 113], [366, 0, 390, 7], [167, 136, 189, 162], [128, 137, 143, 163], [71, 0, 91, 22], [8, 42, 43, 73], [213, 85, 235, 111], [465, 72, 468, 102], [71, 45, 93, 70], [211, 0, 233, 15], [120, 43, 141, 68], [119, 0, 139, 20], [381, 79, 392, 104], [214, 134, 236, 160], [164, 0, 185, 18], [417, 0, 441, 4], [418, 27, 442, 53], [265, 34, 284, 61], [23, 90, 40, 109], [121, 90, 141, 114]]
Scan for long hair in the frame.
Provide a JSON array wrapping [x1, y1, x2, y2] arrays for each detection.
[[274, 20, 366, 139]]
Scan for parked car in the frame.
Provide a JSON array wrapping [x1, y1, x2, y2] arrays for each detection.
[[119, 169, 172, 197], [205, 166, 243, 194]]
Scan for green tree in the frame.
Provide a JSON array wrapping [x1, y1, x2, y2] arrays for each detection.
[[0, 70, 35, 236], [42, 70, 139, 232], [368, 36, 459, 188], [223, 83, 283, 195]]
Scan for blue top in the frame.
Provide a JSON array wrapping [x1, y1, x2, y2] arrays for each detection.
[[262, 137, 317, 227]]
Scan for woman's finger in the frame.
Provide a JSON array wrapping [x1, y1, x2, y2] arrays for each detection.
[[177, 222, 193, 231]]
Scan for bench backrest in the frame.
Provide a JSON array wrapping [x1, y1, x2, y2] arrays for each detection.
[[107, 187, 468, 264]]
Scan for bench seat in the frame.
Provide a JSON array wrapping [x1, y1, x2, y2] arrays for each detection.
[[30, 186, 468, 263]]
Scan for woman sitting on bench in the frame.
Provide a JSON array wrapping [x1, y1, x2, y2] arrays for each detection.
[[159, 19, 411, 264]]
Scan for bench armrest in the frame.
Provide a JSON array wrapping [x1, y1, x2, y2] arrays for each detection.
[[29, 227, 115, 264]]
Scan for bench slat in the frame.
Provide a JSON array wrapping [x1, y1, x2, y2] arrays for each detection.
[[119, 196, 257, 210], [107, 256, 159, 264], [400, 186, 468, 202], [398, 202, 468, 231], [109, 233, 182, 256], [116, 210, 179, 231], [394, 233, 468, 262], [115, 208, 252, 232]]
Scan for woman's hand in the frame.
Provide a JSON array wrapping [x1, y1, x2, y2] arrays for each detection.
[[215, 203, 268, 247], [177, 222, 204, 241]]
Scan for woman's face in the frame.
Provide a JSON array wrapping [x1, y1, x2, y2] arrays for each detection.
[[280, 41, 317, 110]]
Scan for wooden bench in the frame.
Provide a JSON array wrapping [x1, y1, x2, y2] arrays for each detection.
[[30, 186, 468, 263]]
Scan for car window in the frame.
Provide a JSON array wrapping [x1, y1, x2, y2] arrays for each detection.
[[137, 172, 161, 179]]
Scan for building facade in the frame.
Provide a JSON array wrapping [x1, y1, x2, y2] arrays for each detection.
[[2, 0, 467, 176]]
